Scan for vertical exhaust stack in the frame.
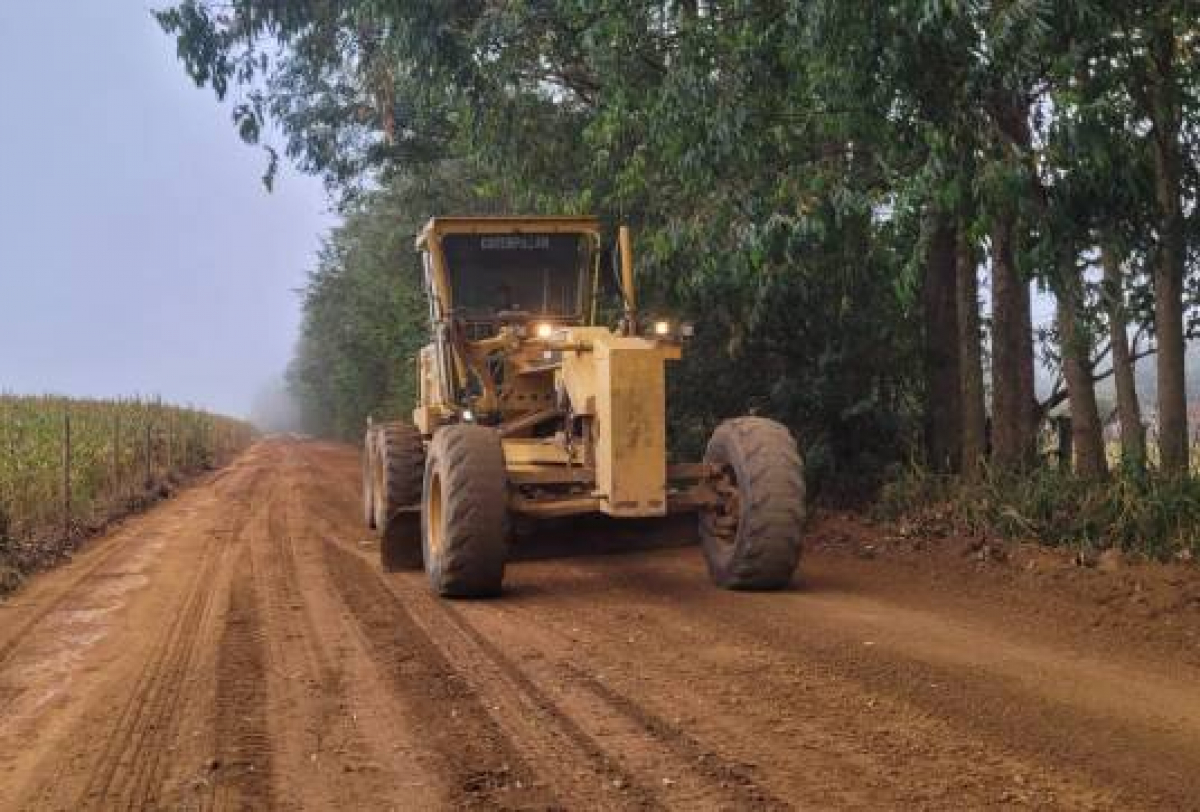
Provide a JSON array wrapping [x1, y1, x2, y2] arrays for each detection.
[[618, 225, 639, 335]]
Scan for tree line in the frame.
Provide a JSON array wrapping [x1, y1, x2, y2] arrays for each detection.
[[158, 1, 1198, 497]]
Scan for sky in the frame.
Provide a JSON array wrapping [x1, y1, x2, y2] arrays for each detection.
[[0, 2, 334, 418]]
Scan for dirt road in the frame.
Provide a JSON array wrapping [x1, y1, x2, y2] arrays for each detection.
[[1, 438, 1198, 811]]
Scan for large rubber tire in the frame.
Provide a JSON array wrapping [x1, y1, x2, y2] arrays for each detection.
[[700, 417, 804, 590], [421, 424, 510, 597], [362, 429, 377, 529], [374, 422, 426, 571]]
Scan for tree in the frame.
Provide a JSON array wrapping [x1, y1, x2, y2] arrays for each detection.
[[921, 212, 962, 472], [1102, 243, 1147, 468], [156, 0, 1200, 501], [1143, 7, 1190, 474], [956, 224, 988, 479], [1052, 249, 1108, 478], [989, 206, 1037, 469]]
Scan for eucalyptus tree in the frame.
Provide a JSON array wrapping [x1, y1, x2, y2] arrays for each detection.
[[1130, 0, 1199, 475], [1036, 0, 1199, 474], [158, 0, 926, 478], [156, 0, 1199, 489]]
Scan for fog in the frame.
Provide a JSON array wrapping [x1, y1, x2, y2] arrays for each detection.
[[0, 2, 334, 418]]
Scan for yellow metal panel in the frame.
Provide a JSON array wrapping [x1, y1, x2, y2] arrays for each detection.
[[599, 346, 667, 516], [417, 215, 601, 248], [559, 328, 671, 517], [502, 438, 585, 466], [558, 329, 604, 416], [417, 345, 436, 407]]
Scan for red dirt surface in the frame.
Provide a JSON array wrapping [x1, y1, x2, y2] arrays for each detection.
[[0, 438, 1198, 810]]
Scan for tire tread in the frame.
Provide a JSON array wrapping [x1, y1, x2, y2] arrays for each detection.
[[700, 416, 805, 590], [423, 424, 509, 597]]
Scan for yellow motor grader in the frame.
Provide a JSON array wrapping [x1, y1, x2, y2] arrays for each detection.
[[363, 216, 805, 596]]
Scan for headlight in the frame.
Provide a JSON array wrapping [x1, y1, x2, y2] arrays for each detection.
[[653, 320, 671, 336], [535, 322, 553, 339]]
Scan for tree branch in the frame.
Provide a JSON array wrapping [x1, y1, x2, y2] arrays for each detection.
[[1038, 345, 1156, 417]]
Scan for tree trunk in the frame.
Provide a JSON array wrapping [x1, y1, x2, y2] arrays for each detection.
[[1101, 242, 1146, 470], [1148, 17, 1188, 475], [990, 213, 1037, 469], [956, 226, 987, 480], [986, 88, 1041, 470], [1055, 253, 1107, 479], [1054, 416, 1072, 471], [922, 211, 962, 473]]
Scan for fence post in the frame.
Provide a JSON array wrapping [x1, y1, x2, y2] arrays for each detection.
[[112, 412, 121, 499], [144, 419, 152, 490], [62, 410, 71, 540]]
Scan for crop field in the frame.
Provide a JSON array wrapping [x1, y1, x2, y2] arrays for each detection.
[[0, 395, 252, 558]]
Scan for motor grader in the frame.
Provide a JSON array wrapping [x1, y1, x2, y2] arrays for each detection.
[[362, 216, 805, 597]]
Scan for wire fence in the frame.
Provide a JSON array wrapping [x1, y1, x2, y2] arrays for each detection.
[[0, 395, 254, 552]]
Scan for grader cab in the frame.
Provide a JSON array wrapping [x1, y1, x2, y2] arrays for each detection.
[[363, 216, 805, 597]]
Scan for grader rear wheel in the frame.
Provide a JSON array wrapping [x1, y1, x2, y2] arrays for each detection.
[[700, 417, 805, 589], [373, 422, 425, 571], [421, 424, 510, 597]]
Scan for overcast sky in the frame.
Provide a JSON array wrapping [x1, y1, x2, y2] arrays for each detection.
[[0, 2, 333, 418]]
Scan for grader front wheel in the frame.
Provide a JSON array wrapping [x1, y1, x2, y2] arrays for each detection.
[[700, 417, 805, 590], [421, 424, 510, 597]]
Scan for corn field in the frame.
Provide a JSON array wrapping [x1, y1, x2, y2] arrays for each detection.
[[0, 395, 253, 550]]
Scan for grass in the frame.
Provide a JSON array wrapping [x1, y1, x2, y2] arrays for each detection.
[[877, 459, 1200, 562], [0, 395, 253, 548]]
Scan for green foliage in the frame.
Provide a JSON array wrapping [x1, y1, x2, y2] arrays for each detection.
[[286, 163, 507, 439], [157, 0, 1200, 499], [879, 462, 1200, 560]]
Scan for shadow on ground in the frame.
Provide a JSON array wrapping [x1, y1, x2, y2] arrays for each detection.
[[510, 514, 698, 562]]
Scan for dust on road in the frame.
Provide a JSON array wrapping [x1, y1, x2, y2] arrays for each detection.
[[0, 439, 1197, 810]]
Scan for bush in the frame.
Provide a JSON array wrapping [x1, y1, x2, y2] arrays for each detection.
[[878, 463, 1200, 562]]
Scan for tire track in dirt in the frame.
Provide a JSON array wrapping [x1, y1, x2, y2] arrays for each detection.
[[436, 604, 665, 809], [305, 467, 789, 811], [456, 588, 896, 810], [490, 554, 1154, 809], [72, 534, 223, 811], [9, 438, 1200, 811], [283, 441, 1128, 809], [300, 475, 672, 808], [302, 446, 794, 809], [384, 584, 665, 810], [597, 557, 1200, 809], [249, 457, 411, 810], [435, 599, 785, 811], [558, 661, 789, 810], [212, 547, 274, 812], [70, 465, 265, 812], [320, 538, 558, 810], [254, 489, 349, 807]]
